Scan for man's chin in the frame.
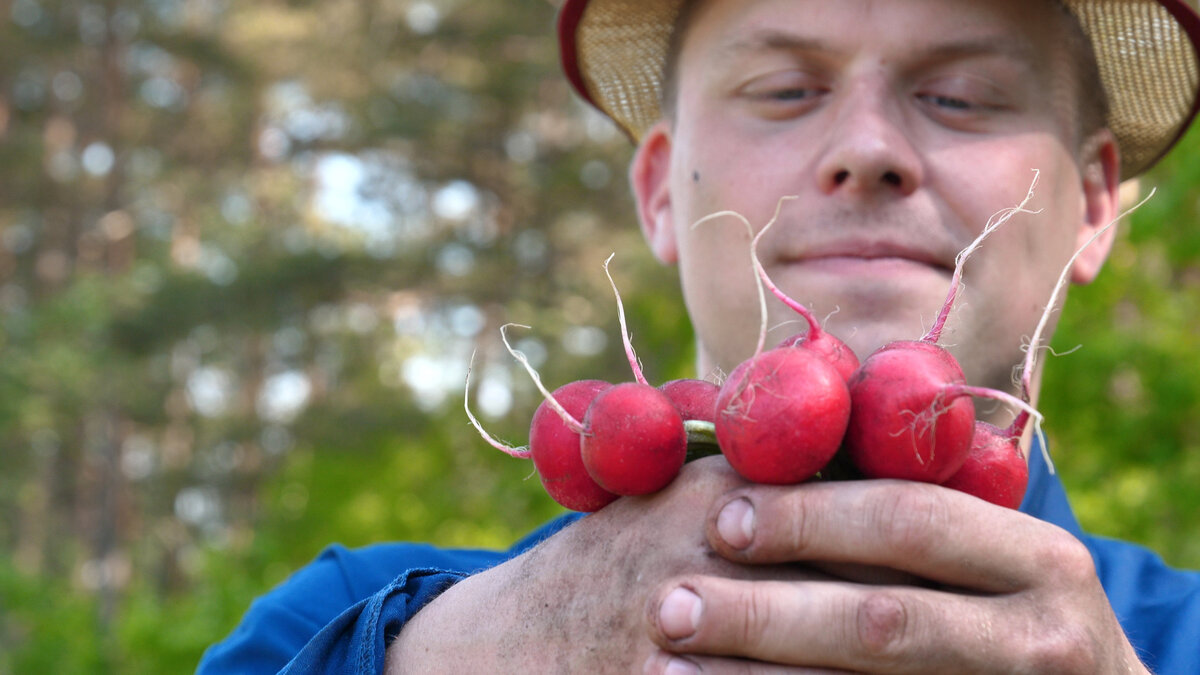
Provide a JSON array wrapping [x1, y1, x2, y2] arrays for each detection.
[[771, 270, 950, 336], [812, 314, 938, 361]]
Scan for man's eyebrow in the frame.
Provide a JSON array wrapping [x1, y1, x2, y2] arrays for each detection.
[[919, 36, 1038, 65], [714, 28, 1036, 65], [715, 30, 839, 60]]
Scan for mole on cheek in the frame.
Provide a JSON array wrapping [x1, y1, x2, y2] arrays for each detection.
[[692, 170, 701, 183]]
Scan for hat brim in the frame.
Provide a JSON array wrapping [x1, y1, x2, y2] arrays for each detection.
[[560, 0, 1200, 179]]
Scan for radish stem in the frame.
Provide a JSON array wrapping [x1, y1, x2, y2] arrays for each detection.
[[602, 253, 648, 386], [1015, 187, 1155, 476], [924, 170, 1042, 343], [946, 383, 1044, 431], [690, 196, 800, 360], [1018, 187, 1157, 400], [749, 197, 820, 341], [500, 323, 586, 434], [690, 208, 771, 359]]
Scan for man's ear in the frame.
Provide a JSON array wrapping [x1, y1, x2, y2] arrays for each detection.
[[630, 120, 678, 264], [1071, 129, 1121, 284]]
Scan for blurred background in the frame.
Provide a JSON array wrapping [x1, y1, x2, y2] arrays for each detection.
[[1, 0, 1198, 671]]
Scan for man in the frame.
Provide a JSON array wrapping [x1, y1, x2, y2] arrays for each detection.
[[199, 0, 1200, 672]]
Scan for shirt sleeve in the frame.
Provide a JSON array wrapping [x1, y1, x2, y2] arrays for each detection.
[[276, 567, 469, 675], [196, 513, 583, 675]]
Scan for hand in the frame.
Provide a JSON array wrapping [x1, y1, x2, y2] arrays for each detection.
[[644, 479, 1149, 674], [386, 456, 833, 673]]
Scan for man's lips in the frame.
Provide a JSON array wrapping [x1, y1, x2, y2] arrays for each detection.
[[786, 242, 956, 274]]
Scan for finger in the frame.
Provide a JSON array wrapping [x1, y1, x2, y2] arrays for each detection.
[[805, 561, 926, 588], [707, 480, 1070, 592], [647, 576, 1032, 674], [643, 649, 855, 675]]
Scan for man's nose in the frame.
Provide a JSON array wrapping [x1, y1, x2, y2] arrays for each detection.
[[814, 85, 924, 198]]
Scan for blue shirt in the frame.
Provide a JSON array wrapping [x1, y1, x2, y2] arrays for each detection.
[[198, 446, 1200, 674]]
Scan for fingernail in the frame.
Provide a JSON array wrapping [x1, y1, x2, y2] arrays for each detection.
[[663, 656, 700, 675], [659, 587, 702, 640], [717, 497, 754, 549], [644, 653, 700, 675]]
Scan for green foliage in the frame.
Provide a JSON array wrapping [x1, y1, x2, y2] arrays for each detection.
[[0, 559, 107, 674]]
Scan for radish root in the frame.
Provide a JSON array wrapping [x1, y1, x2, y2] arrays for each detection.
[[947, 383, 1044, 430], [464, 350, 531, 458], [894, 394, 960, 465], [690, 209, 769, 360]]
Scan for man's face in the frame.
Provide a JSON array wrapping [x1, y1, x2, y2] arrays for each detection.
[[632, 0, 1119, 409]]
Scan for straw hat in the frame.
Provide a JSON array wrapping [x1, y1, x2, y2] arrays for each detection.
[[559, 0, 1200, 179]]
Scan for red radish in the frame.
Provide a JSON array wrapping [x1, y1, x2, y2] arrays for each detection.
[[691, 199, 854, 484], [846, 353, 1044, 486], [715, 346, 851, 484], [942, 417, 1028, 509], [845, 174, 1043, 483], [569, 255, 689, 494], [580, 381, 687, 495], [845, 341, 976, 482], [465, 348, 618, 512], [659, 378, 719, 423], [528, 379, 619, 511], [659, 379, 722, 463], [568, 257, 689, 494], [501, 259, 689, 499]]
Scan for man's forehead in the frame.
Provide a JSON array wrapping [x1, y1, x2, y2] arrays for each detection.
[[706, 27, 1043, 66], [684, 0, 1057, 65]]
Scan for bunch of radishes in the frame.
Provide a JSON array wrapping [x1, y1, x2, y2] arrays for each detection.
[[470, 175, 1147, 513], [468, 255, 723, 512]]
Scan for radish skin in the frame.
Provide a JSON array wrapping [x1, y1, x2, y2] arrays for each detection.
[[580, 382, 687, 496], [530, 379, 619, 512], [942, 421, 1028, 509], [715, 347, 851, 484], [845, 341, 976, 483], [659, 378, 720, 423]]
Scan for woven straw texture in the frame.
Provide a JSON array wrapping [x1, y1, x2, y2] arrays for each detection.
[[573, 0, 1199, 178]]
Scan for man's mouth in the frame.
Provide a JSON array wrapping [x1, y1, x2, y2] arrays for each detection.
[[787, 240, 956, 276]]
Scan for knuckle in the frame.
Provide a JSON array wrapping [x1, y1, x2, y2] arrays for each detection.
[[785, 491, 816, 555], [1023, 624, 1100, 673], [736, 584, 775, 649], [873, 484, 948, 559], [854, 590, 910, 660], [1040, 534, 1098, 586]]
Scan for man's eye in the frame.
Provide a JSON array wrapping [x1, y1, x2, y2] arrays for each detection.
[[768, 87, 818, 101], [738, 71, 825, 107], [920, 93, 973, 110]]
